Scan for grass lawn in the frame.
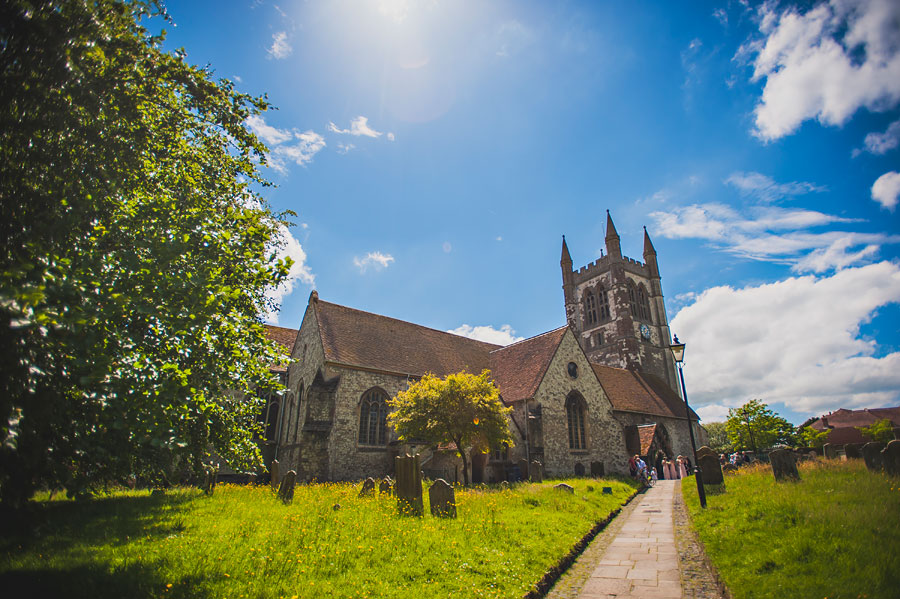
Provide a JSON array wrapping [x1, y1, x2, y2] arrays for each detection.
[[682, 459, 900, 599], [1, 477, 635, 599]]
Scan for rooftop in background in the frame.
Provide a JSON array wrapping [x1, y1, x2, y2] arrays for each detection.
[[809, 407, 900, 445]]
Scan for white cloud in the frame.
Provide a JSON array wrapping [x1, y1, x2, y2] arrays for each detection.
[[327, 116, 383, 138], [725, 171, 825, 203], [336, 142, 355, 155], [353, 251, 394, 273], [246, 115, 293, 146], [246, 116, 326, 172], [447, 324, 524, 346], [793, 237, 880, 273], [267, 31, 292, 59], [747, 0, 900, 140], [387, 132, 396, 141], [859, 119, 900, 155], [670, 262, 900, 418], [265, 224, 315, 324], [871, 171, 900, 210], [713, 8, 728, 27], [442, 241, 452, 253]]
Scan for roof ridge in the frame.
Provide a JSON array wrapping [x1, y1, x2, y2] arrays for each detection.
[[490, 325, 567, 353], [317, 299, 503, 349]]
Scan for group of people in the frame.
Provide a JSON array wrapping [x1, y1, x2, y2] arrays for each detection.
[[628, 452, 692, 484]]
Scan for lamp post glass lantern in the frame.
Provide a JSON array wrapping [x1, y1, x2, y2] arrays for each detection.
[[671, 335, 706, 508]]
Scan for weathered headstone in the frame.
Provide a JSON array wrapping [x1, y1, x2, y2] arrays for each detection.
[[862, 442, 886, 473], [698, 452, 724, 485], [883, 440, 900, 478], [270, 459, 281, 490], [769, 449, 800, 482], [517, 459, 529, 480], [554, 483, 574, 493], [590, 461, 604, 478], [696, 446, 717, 460], [530, 461, 543, 483], [358, 477, 376, 497], [823, 443, 837, 459], [844, 444, 862, 459], [602, 487, 612, 494], [722, 463, 737, 473], [379, 477, 393, 496], [395, 454, 423, 516], [574, 462, 585, 477], [429, 479, 457, 518], [278, 470, 297, 504]]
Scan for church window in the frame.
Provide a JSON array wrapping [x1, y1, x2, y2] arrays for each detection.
[[638, 285, 652, 322], [490, 443, 509, 462], [358, 388, 389, 446], [629, 283, 639, 318], [566, 393, 588, 450], [597, 287, 610, 321], [585, 292, 597, 326]]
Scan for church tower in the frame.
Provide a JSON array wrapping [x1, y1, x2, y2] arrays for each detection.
[[561, 212, 679, 393]]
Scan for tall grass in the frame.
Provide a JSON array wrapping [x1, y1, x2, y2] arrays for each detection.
[[1, 478, 635, 599], [682, 459, 900, 599]]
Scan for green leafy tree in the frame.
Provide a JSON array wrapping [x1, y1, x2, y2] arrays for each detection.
[[703, 421, 731, 454], [797, 426, 830, 449], [388, 371, 513, 486], [857, 419, 896, 444], [725, 400, 795, 454], [1, 0, 291, 506]]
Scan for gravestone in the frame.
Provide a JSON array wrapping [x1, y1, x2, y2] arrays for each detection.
[[862, 442, 886, 473], [590, 461, 605, 478], [530, 461, 543, 483], [883, 440, 900, 477], [807, 451, 818, 460], [499, 480, 510, 490], [358, 477, 376, 497], [517, 459, 529, 480], [698, 452, 724, 485], [823, 443, 837, 459], [270, 459, 281, 490], [722, 463, 737, 473], [278, 470, 297, 504], [506, 465, 523, 483], [395, 454, 423, 516], [574, 462, 585, 477], [602, 487, 612, 494], [769, 449, 800, 482], [696, 446, 717, 460], [202, 466, 218, 496], [379, 477, 393, 496], [428, 479, 457, 518], [554, 483, 574, 493], [844, 443, 863, 459]]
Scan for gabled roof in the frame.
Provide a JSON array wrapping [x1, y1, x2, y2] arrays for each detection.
[[265, 324, 299, 372], [314, 298, 501, 377], [590, 363, 698, 421], [810, 407, 900, 431], [489, 327, 568, 404]]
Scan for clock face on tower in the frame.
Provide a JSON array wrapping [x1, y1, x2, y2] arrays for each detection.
[[640, 324, 651, 340]]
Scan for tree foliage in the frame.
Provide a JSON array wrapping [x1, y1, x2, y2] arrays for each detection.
[[0, 0, 291, 505], [857, 419, 896, 444], [797, 426, 830, 449], [388, 371, 513, 486], [725, 400, 795, 454], [702, 421, 731, 454]]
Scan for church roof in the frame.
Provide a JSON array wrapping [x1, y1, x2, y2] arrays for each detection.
[[590, 363, 699, 421], [265, 324, 299, 372], [314, 299, 501, 377], [489, 327, 568, 404]]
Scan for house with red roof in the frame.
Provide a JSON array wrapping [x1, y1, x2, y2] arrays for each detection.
[[809, 407, 900, 446]]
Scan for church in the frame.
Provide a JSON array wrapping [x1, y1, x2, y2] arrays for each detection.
[[263, 213, 706, 483]]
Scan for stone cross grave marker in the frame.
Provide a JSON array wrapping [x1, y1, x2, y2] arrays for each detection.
[[358, 477, 376, 498], [554, 483, 574, 493], [270, 459, 281, 490], [698, 452, 724, 485], [379, 477, 393, 496], [395, 454, 423, 516], [769, 449, 800, 482], [278, 470, 297, 505], [881, 440, 900, 477], [530, 461, 543, 483], [863, 442, 886, 473], [428, 479, 456, 518], [590, 461, 604, 478]]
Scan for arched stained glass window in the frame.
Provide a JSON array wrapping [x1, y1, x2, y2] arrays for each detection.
[[358, 388, 389, 446], [566, 393, 587, 450]]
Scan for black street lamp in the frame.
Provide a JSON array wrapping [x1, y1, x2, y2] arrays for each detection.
[[670, 335, 707, 508]]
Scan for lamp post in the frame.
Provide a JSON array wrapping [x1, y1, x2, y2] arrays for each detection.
[[670, 335, 706, 508]]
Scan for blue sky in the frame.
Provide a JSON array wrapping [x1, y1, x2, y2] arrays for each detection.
[[160, 0, 900, 425]]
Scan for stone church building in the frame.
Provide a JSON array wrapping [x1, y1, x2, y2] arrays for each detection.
[[264, 213, 705, 482]]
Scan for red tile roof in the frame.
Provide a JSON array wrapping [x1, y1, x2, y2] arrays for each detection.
[[638, 424, 657, 455], [590, 363, 698, 421], [488, 327, 568, 404], [314, 299, 501, 377], [810, 407, 900, 431], [264, 325, 298, 372]]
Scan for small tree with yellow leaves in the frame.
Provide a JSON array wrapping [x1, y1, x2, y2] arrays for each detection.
[[388, 370, 513, 486]]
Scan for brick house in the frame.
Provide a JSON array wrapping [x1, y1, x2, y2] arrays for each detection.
[[269, 214, 705, 482], [809, 407, 900, 445]]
